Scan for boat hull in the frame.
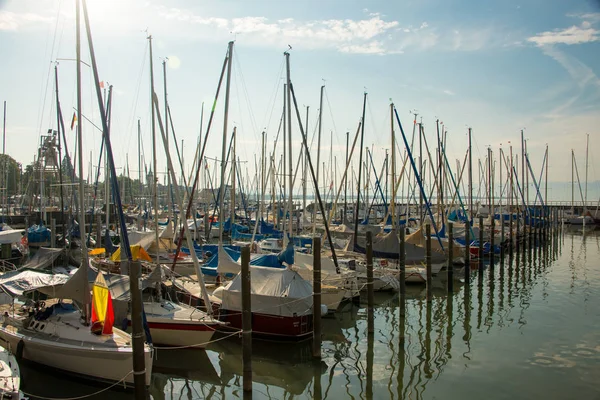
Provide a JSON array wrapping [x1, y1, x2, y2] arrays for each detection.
[[0, 326, 152, 387], [218, 309, 313, 340], [142, 320, 216, 348]]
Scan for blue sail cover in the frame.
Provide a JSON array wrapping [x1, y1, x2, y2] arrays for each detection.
[[448, 210, 469, 222], [27, 224, 51, 243], [260, 218, 282, 236], [231, 229, 266, 241], [250, 241, 294, 268], [201, 244, 241, 258]]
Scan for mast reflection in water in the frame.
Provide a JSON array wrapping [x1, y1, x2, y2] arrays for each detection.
[[18, 227, 600, 400]]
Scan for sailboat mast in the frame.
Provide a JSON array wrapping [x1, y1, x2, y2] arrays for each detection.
[[261, 131, 266, 221], [571, 150, 574, 212], [75, 0, 90, 320], [585, 133, 589, 209], [313, 85, 324, 234], [2, 101, 5, 215], [544, 144, 548, 210], [218, 41, 234, 244], [148, 35, 160, 263], [468, 127, 473, 220], [521, 130, 525, 219], [353, 92, 367, 247], [231, 127, 236, 227], [137, 119, 142, 217], [163, 59, 172, 230], [390, 103, 396, 229], [285, 52, 293, 240], [53, 66, 66, 246], [303, 108, 308, 228], [344, 131, 349, 224]]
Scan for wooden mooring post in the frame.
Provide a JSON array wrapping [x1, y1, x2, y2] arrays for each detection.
[[447, 222, 454, 293], [241, 246, 252, 393], [465, 220, 471, 285], [366, 231, 374, 334], [399, 227, 406, 298], [426, 223, 432, 302], [478, 216, 484, 272], [312, 237, 322, 359]]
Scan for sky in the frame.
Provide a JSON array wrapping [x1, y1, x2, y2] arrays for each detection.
[[0, 0, 599, 203]]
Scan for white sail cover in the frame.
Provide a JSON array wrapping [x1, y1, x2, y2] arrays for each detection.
[[215, 266, 312, 317], [0, 269, 70, 298], [216, 245, 241, 275], [0, 229, 23, 245]]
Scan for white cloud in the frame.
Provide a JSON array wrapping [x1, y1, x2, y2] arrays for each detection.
[[0, 10, 53, 31], [443, 90, 455, 96], [339, 41, 391, 55], [527, 24, 599, 46]]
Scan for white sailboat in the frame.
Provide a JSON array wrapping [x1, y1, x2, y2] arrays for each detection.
[[0, 0, 154, 388], [0, 344, 21, 399], [0, 266, 153, 386]]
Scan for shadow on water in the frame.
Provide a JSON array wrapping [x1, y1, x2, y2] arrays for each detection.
[[21, 226, 600, 399]]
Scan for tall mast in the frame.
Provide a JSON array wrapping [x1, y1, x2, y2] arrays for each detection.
[[353, 92, 367, 247], [344, 130, 349, 224], [303, 108, 308, 227], [468, 127, 473, 220], [436, 119, 442, 222], [544, 144, 548, 211], [218, 41, 234, 245], [285, 52, 293, 240], [571, 150, 574, 213], [76, 0, 90, 321], [163, 59, 172, 229], [488, 147, 493, 220], [313, 85, 325, 235], [148, 35, 160, 263], [585, 133, 589, 210], [231, 127, 236, 227], [2, 101, 5, 216], [521, 129, 525, 218], [390, 103, 396, 230], [419, 121, 423, 221], [53, 67, 65, 244], [499, 147, 503, 215], [261, 131, 266, 221], [137, 119, 142, 216]]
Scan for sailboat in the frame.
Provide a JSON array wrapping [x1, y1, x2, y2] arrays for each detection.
[[0, 0, 154, 387], [0, 266, 153, 386], [0, 344, 20, 399]]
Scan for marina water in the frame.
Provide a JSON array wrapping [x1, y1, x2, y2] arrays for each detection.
[[19, 227, 600, 399]]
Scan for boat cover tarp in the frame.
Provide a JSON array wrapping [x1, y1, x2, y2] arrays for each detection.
[[350, 230, 445, 264], [27, 224, 50, 243], [215, 265, 312, 317], [37, 263, 96, 303], [0, 268, 70, 297], [215, 246, 242, 275], [21, 247, 64, 270], [110, 245, 152, 262], [0, 229, 24, 245], [129, 229, 156, 250]]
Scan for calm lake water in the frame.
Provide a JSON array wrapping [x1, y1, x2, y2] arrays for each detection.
[[20, 226, 600, 399]]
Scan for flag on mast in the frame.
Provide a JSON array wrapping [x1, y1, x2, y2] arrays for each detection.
[[70, 112, 77, 130]]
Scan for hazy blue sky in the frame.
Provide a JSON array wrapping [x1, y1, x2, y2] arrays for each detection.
[[1, 0, 599, 202]]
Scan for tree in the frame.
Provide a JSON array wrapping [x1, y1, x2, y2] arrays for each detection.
[[0, 154, 22, 198]]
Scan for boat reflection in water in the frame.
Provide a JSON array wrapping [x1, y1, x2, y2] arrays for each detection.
[[20, 228, 600, 400]]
